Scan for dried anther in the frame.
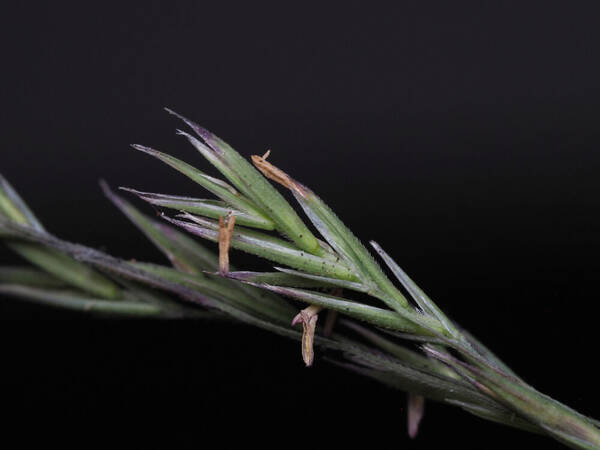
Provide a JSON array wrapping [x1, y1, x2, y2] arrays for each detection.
[[292, 305, 323, 367], [251, 151, 300, 193], [218, 212, 236, 275]]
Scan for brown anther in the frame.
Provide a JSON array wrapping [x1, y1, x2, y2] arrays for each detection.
[[251, 151, 300, 193], [218, 212, 236, 275], [292, 305, 323, 367]]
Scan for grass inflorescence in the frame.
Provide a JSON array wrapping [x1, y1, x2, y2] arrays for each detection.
[[1, 110, 598, 448]]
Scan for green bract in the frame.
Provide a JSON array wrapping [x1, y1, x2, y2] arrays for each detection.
[[1, 175, 122, 299], [166, 109, 323, 255]]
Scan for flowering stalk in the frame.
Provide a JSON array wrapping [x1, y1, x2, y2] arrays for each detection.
[[1, 111, 598, 448]]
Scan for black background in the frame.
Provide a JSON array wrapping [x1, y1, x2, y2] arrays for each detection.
[[1, 1, 598, 448]]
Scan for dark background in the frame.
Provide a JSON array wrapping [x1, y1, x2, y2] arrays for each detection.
[[1, 1, 598, 447]]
